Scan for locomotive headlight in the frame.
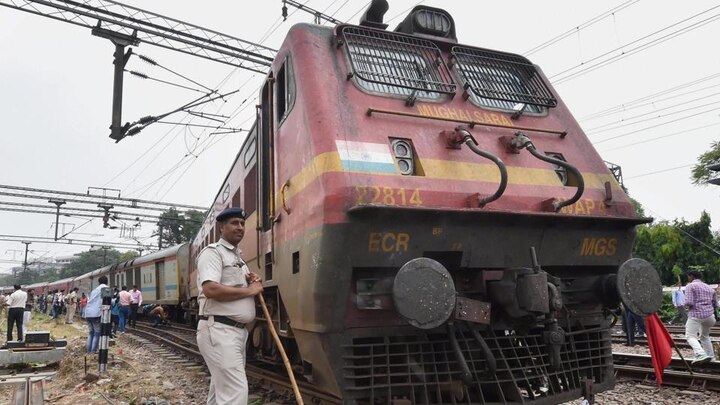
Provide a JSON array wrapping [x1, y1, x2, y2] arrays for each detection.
[[355, 278, 394, 310], [391, 139, 415, 175]]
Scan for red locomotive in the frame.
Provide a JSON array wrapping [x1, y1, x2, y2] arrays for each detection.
[[2, 2, 663, 403], [189, 2, 661, 403]]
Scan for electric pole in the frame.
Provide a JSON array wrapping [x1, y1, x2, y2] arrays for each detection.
[[49, 198, 67, 240], [21, 241, 31, 280]]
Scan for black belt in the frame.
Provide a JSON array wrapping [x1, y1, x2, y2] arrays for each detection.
[[199, 315, 245, 329]]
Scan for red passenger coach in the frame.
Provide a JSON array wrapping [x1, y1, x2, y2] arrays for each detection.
[[189, 3, 661, 404]]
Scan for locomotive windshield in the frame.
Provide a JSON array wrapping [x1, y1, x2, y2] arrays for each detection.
[[451, 46, 557, 112], [342, 26, 456, 100]]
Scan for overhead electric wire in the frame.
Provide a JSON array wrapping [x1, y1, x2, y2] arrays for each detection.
[[128, 79, 260, 198], [625, 164, 693, 179], [524, 0, 640, 56], [155, 121, 243, 131], [386, 0, 426, 24], [598, 121, 720, 152], [343, 1, 371, 23], [127, 70, 206, 93], [580, 73, 720, 121], [326, 0, 353, 22], [137, 53, 214, 93], [550, 5, 720, 84], [582, 82, 720, 124], [584, 96, 720, 134], [593, 104, 720, 144]]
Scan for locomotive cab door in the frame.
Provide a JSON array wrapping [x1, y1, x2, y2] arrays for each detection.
[[257, 75, 276, 280]]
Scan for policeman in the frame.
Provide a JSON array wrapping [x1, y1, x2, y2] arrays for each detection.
[[196, 207, 263, 405]]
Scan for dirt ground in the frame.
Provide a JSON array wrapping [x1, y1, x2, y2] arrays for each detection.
[[1, 312, 210, 405]]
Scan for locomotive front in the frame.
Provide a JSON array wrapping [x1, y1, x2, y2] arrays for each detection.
[[252, 2, 663, 404]]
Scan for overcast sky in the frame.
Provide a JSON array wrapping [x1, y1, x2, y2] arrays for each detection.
[[1, 0, 719, 274]]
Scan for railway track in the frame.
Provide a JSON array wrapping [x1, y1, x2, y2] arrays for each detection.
[[126, 322, 720, 401], [611, 335, 691, 349], [664, 325, 720, 337], [613, 352, 720, 392], [125, 322, 341, 404]]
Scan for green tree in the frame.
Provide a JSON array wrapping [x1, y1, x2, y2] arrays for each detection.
[[157, 208, 205, 248], [629, 197, 646, 218], [691, 141, 720, 185], [60, 248, 122, 278], [118, 250, 140, 262], [633, 211, 720, 285]]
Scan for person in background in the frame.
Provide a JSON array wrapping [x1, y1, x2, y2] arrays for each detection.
[[52, 289, 64, 321], [46, 292, 54, 317], [66, 288, 78, 324], [672, 281, 687, 325], [39, 292, 47, 314], [110, 295, 120, 338], [618, 303, 634, 346], [0, 293, 8, 335], [684, 270, 718, 364], [149, 305, 168, 327], [85, 276, 109, 354], [79, 293, 87, 318], [129, 285, 142, 328], [23, 288, 34, 327], [6, 285, 27, 342], [117, 286, 131, 334]]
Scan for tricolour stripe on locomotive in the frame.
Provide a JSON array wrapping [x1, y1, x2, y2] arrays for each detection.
[[189, 4, 654, 404]]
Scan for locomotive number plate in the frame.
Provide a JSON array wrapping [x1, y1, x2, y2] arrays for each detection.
[[355, 185, 423, 206]]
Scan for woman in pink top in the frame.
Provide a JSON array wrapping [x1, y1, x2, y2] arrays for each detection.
[[79, 293, 87, 318], [117, 286, 132, 333]]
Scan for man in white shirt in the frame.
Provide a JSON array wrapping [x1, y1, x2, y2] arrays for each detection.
[[85, 276, 108, 353], [196, 207, 263, 405], [6, 285, 28, 342], [672, 283, 687, 324]]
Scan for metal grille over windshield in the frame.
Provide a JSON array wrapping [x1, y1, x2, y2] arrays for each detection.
[[452, 46, 557, 108], [342, 26, 456, 98]]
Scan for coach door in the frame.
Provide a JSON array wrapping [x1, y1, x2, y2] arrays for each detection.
[[155, 262, 165, 302], [134, 268, 141, 290]]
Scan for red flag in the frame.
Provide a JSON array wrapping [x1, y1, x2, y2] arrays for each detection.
[[644, 313, 674, 386]]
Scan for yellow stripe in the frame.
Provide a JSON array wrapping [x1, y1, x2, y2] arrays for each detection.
[[281, 152, 622, 200]]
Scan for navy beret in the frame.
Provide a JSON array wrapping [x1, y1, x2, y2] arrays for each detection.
[[216, 207, 246, 222]]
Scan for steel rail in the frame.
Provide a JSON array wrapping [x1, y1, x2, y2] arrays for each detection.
[[128, 323, 341, 404]]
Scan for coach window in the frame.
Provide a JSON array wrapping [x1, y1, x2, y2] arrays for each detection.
[[232, 188, 241, 207], [242, 128, 257, 168], [244, 165, 258, 216], [275, 56, 296, 126]]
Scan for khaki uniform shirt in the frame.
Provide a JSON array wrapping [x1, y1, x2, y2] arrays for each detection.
[[196, 237, 256, 323], [68, 291, 77, 305]]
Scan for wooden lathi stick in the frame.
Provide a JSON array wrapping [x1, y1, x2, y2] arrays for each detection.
[[673, 343, 693, 375], [258, 293, 304, 404]]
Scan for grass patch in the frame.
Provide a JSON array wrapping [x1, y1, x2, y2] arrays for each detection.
[[26, 311, 85, 340]]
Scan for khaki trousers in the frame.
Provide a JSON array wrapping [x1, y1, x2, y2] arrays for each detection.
[[67, 303, 77, 323], [0, 307, 6, 333], [686, 315, 716, 358], [196, 319, 249, 405]]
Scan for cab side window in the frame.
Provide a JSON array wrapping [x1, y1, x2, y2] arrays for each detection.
[[275, 56, 296, 126]]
